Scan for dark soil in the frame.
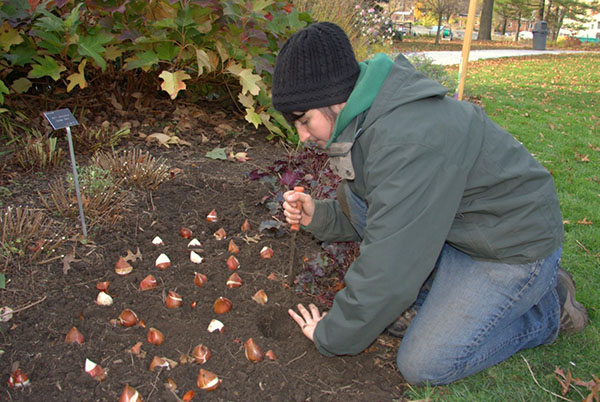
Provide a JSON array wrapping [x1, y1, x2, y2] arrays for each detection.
[[0, 107, 406, 401]]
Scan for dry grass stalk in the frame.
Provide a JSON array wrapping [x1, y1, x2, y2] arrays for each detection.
[[39, 177, 133, 229], [0, 206, 65, 265], [72, 122, 130, 155], [15, 133, 64, 171], [94, 148, 171, 190]]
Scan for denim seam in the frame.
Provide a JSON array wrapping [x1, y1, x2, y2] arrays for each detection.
[[443, 260, 543, 382]]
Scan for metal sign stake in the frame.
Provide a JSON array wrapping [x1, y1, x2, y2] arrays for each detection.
[[43, 109, 87, 238], [65, 126, 87, 237]]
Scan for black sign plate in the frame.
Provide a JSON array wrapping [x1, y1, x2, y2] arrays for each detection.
[[43, 109, 79, 130]]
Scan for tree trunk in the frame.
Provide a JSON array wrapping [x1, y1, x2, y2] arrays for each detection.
[[515, 14, 522, 42], [554, 7, 566, 41], [502, 18, 507, 35], [477, 0, 494, 40], [538, 0, 545, 20], [435, 13, 443, 45]]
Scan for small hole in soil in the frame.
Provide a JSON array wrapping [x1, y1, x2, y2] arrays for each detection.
[[256, 306, 293, 340]]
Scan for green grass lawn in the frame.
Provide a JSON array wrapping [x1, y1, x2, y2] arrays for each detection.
[[406, 53, 600, 401]]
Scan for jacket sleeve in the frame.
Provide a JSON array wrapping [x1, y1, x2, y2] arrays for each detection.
[[305, 199, 362, 242], [313, 141, 466, 356]]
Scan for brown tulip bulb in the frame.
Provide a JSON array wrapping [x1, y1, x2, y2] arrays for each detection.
[[119, 384, 142, 402], [8, 369, 30, 388], [118, 309, 139, 327], [251, 289, 268, 305], [244, 338, 264, 363], [260, 246, 274, 259], [197, 369, 221, 391], [226, 255, 239, 271], [194, 272, 207, 287], [147, 327, 165, 346], [213, 227, 226, 240], [226, 272, 242, 288], [228, 240, 239, 254], [213, 297, 232, 314], [192, 344, 211, 364], [139, 275, 157, 291], [241, 219, 251, 232], [206, 209, 218, 222], [180, 227, 193, 239], [115, 256, 133, 275], [165, 290, 182, 308], [65, 326, 85, 345]]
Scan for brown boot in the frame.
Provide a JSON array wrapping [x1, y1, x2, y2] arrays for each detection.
[[557, 267, 589, 334]]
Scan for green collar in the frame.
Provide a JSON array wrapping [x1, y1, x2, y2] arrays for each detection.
[[326, 53, 394, 148]]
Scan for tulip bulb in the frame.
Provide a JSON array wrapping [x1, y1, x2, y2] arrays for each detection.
[[244, 338, 264, 363], [152, 236, 164, 246], [120, 384, 142, 402], [139, 275, 157, 291], [226, 255, 239, 271], [213, 297, 232, 314], [260, 246, 274, 259], [115, 256, 133, 276], [226, 272, 242, 288], [96, 291, 113, 306], [265, 350, 277, 361], [182, 390, 195, 401], [213, 227, 226, 240], [194, 272, 207, 287], [8, 369, 30, 388], [96, 281, 110, 291], [180, 227, 193, 239], [190, 250, 203, 264], [207, 319, 224, 333], [85, 358, 107, 381], [187, 238, 202, 248], [118, 309, 139, 327], [206, 209, 218, 222], [155, 253, 171, 270], [197, 369, 221, 391], [192, 344, 211, 364], [241, 219, 251, 232], [252, 289, 268, 305], [65, 326, 85, 345], [165, 290, 182, 309], [228, 240, 239, 254], [147, 327, 165, 345], [149, 356, 176, 371], [165, 377, 177, 391]]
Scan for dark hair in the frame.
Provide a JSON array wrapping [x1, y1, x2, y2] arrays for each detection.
[[282, 106, 339, 125]]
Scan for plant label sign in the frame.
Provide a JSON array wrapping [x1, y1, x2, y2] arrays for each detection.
[[43, 108, 87, 237], [43, 108, 79, 130]]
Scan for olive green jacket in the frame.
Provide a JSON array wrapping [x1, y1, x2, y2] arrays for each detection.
[[306, 54, 563, 357]]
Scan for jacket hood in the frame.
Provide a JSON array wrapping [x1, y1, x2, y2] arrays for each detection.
[[330, 53, 449, 145]]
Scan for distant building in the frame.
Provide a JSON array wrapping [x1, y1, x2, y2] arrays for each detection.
[[575, 12, 600, 41]]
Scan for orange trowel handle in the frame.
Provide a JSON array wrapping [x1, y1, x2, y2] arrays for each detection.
[[290, 186, 305, 231]]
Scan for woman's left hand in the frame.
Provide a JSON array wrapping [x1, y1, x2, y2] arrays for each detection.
[[288, 303, 327, 341]]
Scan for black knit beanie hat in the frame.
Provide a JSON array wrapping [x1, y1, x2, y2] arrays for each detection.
[[272, 22, 360, 114]]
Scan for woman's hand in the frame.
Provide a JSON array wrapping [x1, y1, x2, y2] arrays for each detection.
[[288, 303, 327, 341], [283, 190, 315, 227]]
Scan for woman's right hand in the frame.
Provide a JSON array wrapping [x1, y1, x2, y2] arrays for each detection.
[[283, 190, 315, 228]]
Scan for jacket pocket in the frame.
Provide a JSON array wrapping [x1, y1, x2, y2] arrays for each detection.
[[328, 142, 355, 180]]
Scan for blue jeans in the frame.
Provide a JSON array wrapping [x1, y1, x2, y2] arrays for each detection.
[[338, 183, 561, 385]]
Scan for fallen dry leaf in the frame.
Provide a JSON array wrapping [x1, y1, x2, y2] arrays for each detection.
[[62, 253, 80, 274], [554, 366, 573, 395], [124, 247, 143, 263], [577, 217, 593, 225]]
